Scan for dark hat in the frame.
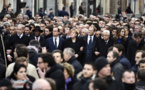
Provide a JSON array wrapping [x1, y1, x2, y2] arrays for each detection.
[[95, 57, 109, 73], [33, 26, 43, 32], [50, 8, 53, 10], [26, 6, 29, 8], [0, 79, 12, 87]]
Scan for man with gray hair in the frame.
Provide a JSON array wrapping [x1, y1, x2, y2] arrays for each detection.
[[97, 30, 114, 57], [33, 79, 52, 90], [63, 47, 82, 80], [81, 28, 88, 37]]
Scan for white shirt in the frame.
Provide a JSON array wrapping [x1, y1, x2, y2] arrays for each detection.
[[53, 37, 59, 47], [17, 33, 23, 39], [35, 36, 40, 41], [87, 35, 94, 44]]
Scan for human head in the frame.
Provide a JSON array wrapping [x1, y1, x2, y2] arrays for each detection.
[[83, 62, 96, 79], [16, 24, 25, 35], [133, 31, 142, 44], [88, 26, 96, 36], [135, 50, 145, 64], [95, 57, 111, 78], [138, 60, 145, 69], [53, 27, 60, 37], [29, 40, 40, 48], [122, 70, 135, 84], [81, 28, 88, 37], [63, 48, 75, 62], [45, 26, 53, 36], [16, 57, 28, 67], [33, 79, 52, 90], [62, 62, 74, 80], [136, 68, 145, 82], [113, 44, 125, 56], [25, 25, 31, 35], [38, 53, 56, 70], [0, 79, 12, 90], [102, 30, 110, 41], [135, 24, 142, 32], [45, 78, 56, 90], [52, 50, 63, 64], [89, 78, 108, 90], [11, 63, 27, 80], [70, 29, 79, 38], [107, 51, 119, 64]]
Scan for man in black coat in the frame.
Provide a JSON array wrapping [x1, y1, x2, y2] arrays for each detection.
[[63, 47, 82, 81], [127, 31, 145, 66], [58, 7, 69, 17], [70, 3, 74, 17], [37, 53, 65, 90], [97, 30, 114, 57], [25, 6, 32, 18]]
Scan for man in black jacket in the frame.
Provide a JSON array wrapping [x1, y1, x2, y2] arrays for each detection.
[[37, 53, 65, 90]]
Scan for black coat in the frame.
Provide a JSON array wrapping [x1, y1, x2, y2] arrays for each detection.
[[67, 56, 82, 80], [0, 63, 6, 79], [45, 64, 65, 90], [58, 10, 69, 17], [28, 48, 38, 67], [135, 81, 145, 90], [97, 38, 114, 57], [127, 40, 144, 66]]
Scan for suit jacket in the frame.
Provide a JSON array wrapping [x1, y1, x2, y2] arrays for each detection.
[[83, 35, 98, 62], [97, 38, 114, 57], [30, 36, 46, 47], [45, 37, 64, 52]]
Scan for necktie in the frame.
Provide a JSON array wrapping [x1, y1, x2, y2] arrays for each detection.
[[36, 37, 38, 41], [55, 38, 57, 48], [89, 36, 92, 47]]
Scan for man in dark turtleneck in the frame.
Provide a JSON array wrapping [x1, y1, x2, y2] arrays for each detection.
[[122, 70, 135, 90]]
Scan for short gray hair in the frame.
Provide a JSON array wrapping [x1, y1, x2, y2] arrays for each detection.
[[103, 30, 110, 35], [17, 24, 25, 29], [64, 48, 75, 57], [82, 28, 89, 34]]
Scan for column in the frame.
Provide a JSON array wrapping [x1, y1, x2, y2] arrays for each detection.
[[0, 0, 3, 12], [135, 0, 139, 14], [110, 0, 117, 14], [47, 0, 55, 15]]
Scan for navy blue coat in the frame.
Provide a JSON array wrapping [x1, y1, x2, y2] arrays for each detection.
[[45, 37, 64, 52], [58, 10, 69, 17]]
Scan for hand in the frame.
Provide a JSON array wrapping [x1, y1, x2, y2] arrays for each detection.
[[38, 67, 46, 78], [95, 51, 100, 56], [42, 47, 47, 53], [80, 47, 84, 51], [7, 49, 12, 55], [7, 55, 13, 62], [75, 54, 79, 58]]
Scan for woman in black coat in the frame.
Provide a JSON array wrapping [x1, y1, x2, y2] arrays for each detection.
[[63, 29, 84, 64]]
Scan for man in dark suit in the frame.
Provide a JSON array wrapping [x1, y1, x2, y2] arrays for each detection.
[[58, 7, 69, 17], [70, 2, 74, 17], [97, 30, 114, 57], [25, 6, 32, 18], [7, 24, 30, 62], [83, 26, 99, 63], [30, 26, 46, 47], [45, 27, 64, 52]]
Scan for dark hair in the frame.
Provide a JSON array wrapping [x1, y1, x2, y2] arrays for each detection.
[[113, 44, 125, 53], [137, 68, 145, 81], [122, 69, 134, 78], [138, 60, 145, 67], [108, 50, 119, 60], [52, 50, 63, 59], [29, 40, 40, 48], [25, 25, 31, 30], [10, 63, 27, 80], [84, 62, 96, 70], [16, 44, 28, 58], [136, 50, 145, 58], [133, 31, 142, 38], [38, 53, 56, 67], [90, 78, 108, 90], [46, 26, 53, 32]]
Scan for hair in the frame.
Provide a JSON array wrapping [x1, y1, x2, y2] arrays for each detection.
[[89, 78, 108, 90], [138, 60, 145, 67], [136, 50, 145, 58], [15, 44, 28, 58], [45, 78, 56, 90], [64, 48, 75, 57], [10, 63, 27, 80], [52, 50, 63, 59], [114, 28, 126, 42], [82, 28, 89, 34], [46, 26, 53, 32], [133, 31, 142, 38], [108, 50, 119, 60], [137, 68, 145, 81], [102, 30, 110, 35], [38, 53, 56, 67], [122, 69, 134, 78], [25, 25, 31, 30], [113, 44, 125, 53], [15, 57, 27, 63], [84, 62, 96, 70], [61, 62, 74, 78], [29, 40, 40, 48], [17, 24, 25, 29], [71, 29, 79, 36]]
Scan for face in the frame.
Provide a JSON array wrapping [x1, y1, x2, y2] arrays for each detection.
[[88, 27, 95, 36], [83, 64, 95, 78], [15, 67, 27, 80], [135, 52, 142, 64], [89, 82, 94, 90], [81, 29, 87, 37], [40, 24, 45, 30], [102, 32, 110, 41], [45, 28, 51, 36], [34, 31, 41, 37], [53, 52, 63, 64], [53, 28, 59, 37], [107, 51, 116, 63], [112, 30, 117, 36], [96, 31, 101, 37], [0, 87, 8, 90], [25, 27, 31, 35], [37, 57, 45, 70], [122, 72, 135, 84], [134, 37, 142, 44], [139, 63, 145, 69], [98, 64, 111, 78], [16, 26, 23, 35], [135, 25, 141, 32], [71, 31, 77, 38], [64, 69, 69, 80], [120, 29, 125, 37], [9, 27, 15, 35], [63, 50, 70, 62], [65, 27, 70, 34]]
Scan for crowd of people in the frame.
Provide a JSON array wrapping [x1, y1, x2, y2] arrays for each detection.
[[0, 4, 145, 90]]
